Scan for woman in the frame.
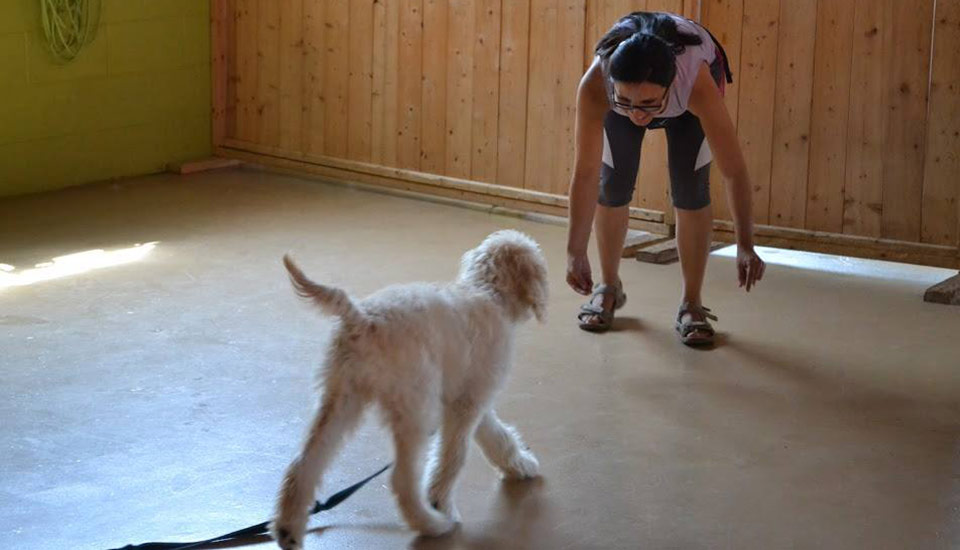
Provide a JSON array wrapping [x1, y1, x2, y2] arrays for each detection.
[[566, 11, 765, 345]]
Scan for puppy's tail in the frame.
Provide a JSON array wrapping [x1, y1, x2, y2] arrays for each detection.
[[283, 254, 363, 324]]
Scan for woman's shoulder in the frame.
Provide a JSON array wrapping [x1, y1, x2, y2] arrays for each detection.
[[579, 57, 609, 107]]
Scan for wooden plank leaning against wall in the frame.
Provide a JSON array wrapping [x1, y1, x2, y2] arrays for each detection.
[[212, 0, 960, 268]]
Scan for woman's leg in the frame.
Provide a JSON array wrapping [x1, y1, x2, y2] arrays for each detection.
[[581, 112, 645, 327], [675, 204, 713, 307], [666, 112, 715, 340], [581, 203, 631, 324]]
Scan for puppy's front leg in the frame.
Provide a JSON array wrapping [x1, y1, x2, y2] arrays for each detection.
[[474, 409, 540, 480], [427, 403, 483, 522]]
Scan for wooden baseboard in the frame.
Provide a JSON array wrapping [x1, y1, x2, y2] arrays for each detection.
[[211, 140, 958, 269], [216, 142, 673, 236], [167, 157, 241, 175]]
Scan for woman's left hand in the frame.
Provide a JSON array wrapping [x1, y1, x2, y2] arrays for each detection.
[[737, 245, 765, 292]]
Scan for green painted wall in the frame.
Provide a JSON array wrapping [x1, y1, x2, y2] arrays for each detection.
[[0, 0, 211, 197]]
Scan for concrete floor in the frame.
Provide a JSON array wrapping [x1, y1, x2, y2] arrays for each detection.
[[2, 168, 958, 550]]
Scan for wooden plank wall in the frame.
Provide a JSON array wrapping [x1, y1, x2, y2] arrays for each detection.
[[702, 0, 959, 250], [220, 0, 960, 257]]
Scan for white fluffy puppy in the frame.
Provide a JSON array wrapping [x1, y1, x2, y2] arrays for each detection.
[[272, 230, 548, 550]]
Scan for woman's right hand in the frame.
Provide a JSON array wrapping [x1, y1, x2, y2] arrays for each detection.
[[566, 253, 593, 295]]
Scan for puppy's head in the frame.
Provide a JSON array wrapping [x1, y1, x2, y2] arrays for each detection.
[[458, 230, 549, 323]]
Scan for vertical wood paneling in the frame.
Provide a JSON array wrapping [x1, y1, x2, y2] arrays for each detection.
[[235, 0, 258, 143], [805, 0, 854, 232], [381, 0, 401, 167], [702, 0, 743, 221], [556, 0, 587, 195], [843, 0, 885, 238], [635, 131, 669, 212], [370, 0, 387, 164], [471, 0, 502, 184], [212, 0, 230, 146], [682, 0, 701, 20], [921, 0, 960, 246], [301, 0, 325, 155], [736, 0, 779, 225], [583, 0, 599, 69], [256, 0, 280, 147], [397, 0, 423, 170], [347, 0, 374, 162], [420, 0, 448, 173], [523, 0, 560, 192], [497, 0, 531, 188], [647, 0, 681, 14], [278, 0, 303, 152], [445, 0, 476, 178], [323, 0, 349, 158], [223, 0, 957, 260], [880, 0, 934, 241], [767, 0, 817, 229]]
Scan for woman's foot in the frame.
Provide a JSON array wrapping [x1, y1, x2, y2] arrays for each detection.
[[675, 302, 717, 346], [578, 283, 627, 332]]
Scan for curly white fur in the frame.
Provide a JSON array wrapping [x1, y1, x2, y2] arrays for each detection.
[[271, 230, 548, 549]]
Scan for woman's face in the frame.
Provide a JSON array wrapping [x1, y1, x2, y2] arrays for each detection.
[[612, 80, 669, 126]]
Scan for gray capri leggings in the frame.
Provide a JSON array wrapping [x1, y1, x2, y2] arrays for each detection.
[[598, 56, 728, 211]]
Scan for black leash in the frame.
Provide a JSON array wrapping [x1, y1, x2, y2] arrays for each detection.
[[109, 463, 392, 550]]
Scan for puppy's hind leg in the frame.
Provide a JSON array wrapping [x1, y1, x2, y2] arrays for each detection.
[[474, 410, 540, 480], [389, 415, 456, 537], [272, 381, 364, 550]]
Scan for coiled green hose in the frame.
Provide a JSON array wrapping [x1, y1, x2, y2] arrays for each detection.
[[40, 0, 101, 62]]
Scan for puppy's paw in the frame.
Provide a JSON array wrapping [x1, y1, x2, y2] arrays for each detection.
[[502, 450, 540, 480], [410, 510, 457, 537], [429, 497, 462, 524], [271, 517, 307, 550]]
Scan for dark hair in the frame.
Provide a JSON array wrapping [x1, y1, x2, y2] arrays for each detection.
[[595, 12, 703, 86]]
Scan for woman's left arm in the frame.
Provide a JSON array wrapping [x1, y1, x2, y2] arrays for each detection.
[[688, 63, 765, 291]]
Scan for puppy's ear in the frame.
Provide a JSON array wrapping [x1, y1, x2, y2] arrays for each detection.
[[517, 251, 548, 323]]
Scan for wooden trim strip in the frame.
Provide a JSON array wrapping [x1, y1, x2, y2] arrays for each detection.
[[219, 137, 667, 224]]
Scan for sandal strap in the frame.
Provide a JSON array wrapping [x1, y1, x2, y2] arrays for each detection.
[[591, 283, 621, 297], [591, 282, 627, 310], [677, 302, 718, 322], [579, 303, 607, 316]]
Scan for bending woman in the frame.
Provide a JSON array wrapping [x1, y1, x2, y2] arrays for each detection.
[[566, 11, 765, 345]]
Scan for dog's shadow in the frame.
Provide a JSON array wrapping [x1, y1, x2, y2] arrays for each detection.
[[409, 477, 551, 550]]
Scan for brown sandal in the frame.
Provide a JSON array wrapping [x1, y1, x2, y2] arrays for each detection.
[[577, 283, 627, 333], [675, 302, 718, 346]]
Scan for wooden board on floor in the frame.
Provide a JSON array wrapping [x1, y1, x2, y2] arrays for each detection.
[[923, 273, 960, 306], [622, 229, 671, 258], [634, 239, 726, 264]]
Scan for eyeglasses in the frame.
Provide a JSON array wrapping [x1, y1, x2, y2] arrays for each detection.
[[612, 86, 669, 114]]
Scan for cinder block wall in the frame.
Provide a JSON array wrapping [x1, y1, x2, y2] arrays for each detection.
[[0, 0, 211, 197]]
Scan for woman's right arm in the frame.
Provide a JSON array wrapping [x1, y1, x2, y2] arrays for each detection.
[[566, 61, 608, 294]]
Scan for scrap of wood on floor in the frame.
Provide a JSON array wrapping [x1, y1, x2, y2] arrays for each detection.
[[632, 238, 726, 265], [923, 272, 960, 305]]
